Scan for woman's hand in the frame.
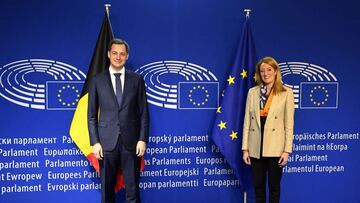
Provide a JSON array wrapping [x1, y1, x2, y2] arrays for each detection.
[[243, 150, 251, 165], [278, 152, 289, 167]]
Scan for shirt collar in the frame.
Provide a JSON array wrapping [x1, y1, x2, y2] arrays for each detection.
[[109, 66, 125, 75]]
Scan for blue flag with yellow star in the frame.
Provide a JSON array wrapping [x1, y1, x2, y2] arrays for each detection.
[[300, 82, 338, 109], [46, 81, 83, 110], [178, 82, 219, 109], [211, 17, 257, 189]]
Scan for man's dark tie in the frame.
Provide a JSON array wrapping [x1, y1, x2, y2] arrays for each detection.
[[114, 73, 122, 107]]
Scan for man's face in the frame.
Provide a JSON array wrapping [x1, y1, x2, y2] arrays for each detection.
[[107, 44, 129, 70]]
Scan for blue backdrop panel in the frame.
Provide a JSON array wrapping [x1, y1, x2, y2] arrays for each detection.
[[0, 0, 359, 203]]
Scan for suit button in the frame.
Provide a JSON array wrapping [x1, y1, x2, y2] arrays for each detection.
[[117, 123, 120, 126], [251, 116, 254, 119], [272, 129, 275, 131], [275, 116, 278, 119]]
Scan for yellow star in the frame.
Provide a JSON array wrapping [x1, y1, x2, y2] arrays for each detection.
[[216, 106, 221, 113], [227, 75, 235, 85], [218, 121, 227, 130], [229, 131, 238, 140], [240, 69, 247, 79]]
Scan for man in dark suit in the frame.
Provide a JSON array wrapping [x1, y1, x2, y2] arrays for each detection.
[[88, 38, 149, 203]]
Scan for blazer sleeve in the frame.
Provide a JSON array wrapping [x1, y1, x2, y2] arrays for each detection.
[[242, 89, 252, 151], [87, 77, 100, 145], [284, 88, 295, 153], [137, 76, 149, 143]]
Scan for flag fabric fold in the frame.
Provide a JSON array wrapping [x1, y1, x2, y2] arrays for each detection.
[[69, 12, 144, 192], [211, 17, 258, 190]]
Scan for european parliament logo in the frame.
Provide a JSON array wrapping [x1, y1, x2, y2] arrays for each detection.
[[0, 59, 86, 110], [135, 60, 219, 110], [279, 62, 339, 109]]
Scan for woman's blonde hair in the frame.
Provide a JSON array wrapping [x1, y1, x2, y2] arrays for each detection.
[[255, 56, 286, 94]]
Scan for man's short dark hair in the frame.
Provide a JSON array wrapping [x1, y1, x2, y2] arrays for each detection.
[[108, 38, 130, 53]]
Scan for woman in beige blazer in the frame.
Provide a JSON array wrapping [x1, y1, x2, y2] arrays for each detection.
[[242, 56, 294, 203]]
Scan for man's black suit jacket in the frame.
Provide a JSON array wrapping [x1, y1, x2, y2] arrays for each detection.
[[88, 69, 149, 151]]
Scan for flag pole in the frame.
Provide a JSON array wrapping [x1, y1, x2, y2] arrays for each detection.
[[243, 8, 251, 203], [105, 3, 111, 16]]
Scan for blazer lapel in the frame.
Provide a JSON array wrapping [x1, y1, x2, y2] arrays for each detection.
[[267, 91, 280, 118], [253, 87, 261, 127]]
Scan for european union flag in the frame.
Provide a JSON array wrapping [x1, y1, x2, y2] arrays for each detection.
[[300, 82, 338, 109], [211, 17, 257, 189], [178, 82, 219, 109], [46, 81, 84, 110]]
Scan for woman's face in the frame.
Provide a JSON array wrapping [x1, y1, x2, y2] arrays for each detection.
[[260, 62, 277, 86]]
